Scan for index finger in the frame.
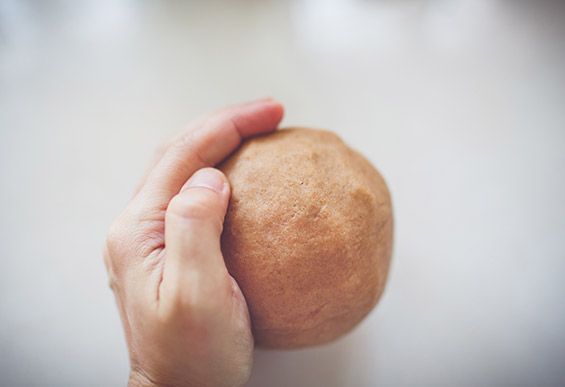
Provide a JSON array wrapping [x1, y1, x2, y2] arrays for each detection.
[[133, 99, 284, 211], [131, 98, 275, 197]]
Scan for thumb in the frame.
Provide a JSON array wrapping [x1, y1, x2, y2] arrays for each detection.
[[162, 167, 231, 302]]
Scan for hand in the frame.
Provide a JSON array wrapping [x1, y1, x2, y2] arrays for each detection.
[[104, 99, 285, 387]]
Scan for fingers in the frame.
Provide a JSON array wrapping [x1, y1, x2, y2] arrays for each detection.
[[107, 99, 283, 315], [160, 168, 231, 312], [134, 99, 284, 211], [132, 98, 275, 197]]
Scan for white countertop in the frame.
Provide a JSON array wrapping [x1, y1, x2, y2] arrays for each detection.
[[1, 0, 564, 385]]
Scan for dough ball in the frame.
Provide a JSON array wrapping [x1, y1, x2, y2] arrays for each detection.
[[219, 128, 393, 349]]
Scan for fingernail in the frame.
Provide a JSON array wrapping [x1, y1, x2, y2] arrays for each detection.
[[183, 168, 225, 194]]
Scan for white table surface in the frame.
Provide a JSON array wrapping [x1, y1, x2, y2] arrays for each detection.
[[1, 1, 564, 386]]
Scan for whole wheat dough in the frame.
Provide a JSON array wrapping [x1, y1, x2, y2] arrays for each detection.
[[219, 128, 393, 349]]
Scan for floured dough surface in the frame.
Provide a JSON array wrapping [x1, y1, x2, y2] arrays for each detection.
[[219, 128, 393, 349]]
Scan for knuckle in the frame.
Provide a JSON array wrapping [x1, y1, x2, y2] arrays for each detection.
[[105, 221, 127, 256], [106, 266, 120, 293], [179, 128, 212, 167], [104, 223, 128, 282], [159, 274, 230, 322]]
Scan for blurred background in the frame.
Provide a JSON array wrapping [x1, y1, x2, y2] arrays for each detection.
[[1, 0, 565, 386]]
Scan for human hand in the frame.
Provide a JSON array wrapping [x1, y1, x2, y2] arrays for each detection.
[[103, 99, 284, 387]]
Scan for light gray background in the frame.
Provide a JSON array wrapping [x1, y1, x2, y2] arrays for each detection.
[[1, 0, 564, 386]]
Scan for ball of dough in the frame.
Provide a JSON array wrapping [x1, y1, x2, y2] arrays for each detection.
[[219, 128, 393, 349]]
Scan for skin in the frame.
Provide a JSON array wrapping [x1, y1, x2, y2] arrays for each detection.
[[103, 99, 285, 387]]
